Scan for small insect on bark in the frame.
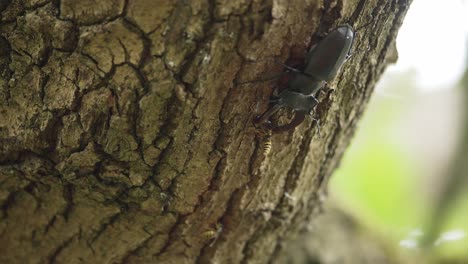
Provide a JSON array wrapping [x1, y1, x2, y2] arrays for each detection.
[[253, 126, 273, 156], [253, 25, 356, 132], [261, 129, 273, 155], [201, 224, 223, 247], [262, 135, 272, 155]]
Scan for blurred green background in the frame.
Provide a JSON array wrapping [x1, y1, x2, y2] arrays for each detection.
[[329, 0, 468, 262]]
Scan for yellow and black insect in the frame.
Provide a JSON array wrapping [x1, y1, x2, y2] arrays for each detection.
[[202, 224, 223, 247], [202, 230, 217, 240], [262, 131, 272, 156], [256, 127, 273, 156]]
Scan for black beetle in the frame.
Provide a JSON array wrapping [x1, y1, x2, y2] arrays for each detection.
[[254, 25, 355, 132]]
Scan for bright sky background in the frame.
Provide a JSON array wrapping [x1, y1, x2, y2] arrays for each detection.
[[387, 0, 468, 91]]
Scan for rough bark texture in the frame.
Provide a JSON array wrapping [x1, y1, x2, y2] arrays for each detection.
[[0, 0, 410, 263]]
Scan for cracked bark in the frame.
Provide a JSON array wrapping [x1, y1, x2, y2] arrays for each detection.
[[0, 0, 411, 263]]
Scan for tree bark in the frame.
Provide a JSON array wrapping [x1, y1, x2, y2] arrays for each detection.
[[0, 0, 411, 263]]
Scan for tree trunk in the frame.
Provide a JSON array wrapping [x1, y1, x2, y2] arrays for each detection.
[[0, 0, 410, 263]]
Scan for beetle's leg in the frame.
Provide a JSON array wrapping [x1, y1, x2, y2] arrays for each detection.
[[307, 106, 322, 138], [319, 88, 327, 95], [235, 71, 290, 85], [273, 58, 321, 80], [273, 58, 303, 73], [307, 113, 322, 138], [315, 119, 322, 137], [311, 95, 319, 104]]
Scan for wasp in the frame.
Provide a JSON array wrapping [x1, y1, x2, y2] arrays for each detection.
[[202, 224, 223, 247], [262, 130, 272, 155], [254, 127, 273, 156]]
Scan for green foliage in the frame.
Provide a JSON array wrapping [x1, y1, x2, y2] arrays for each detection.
[[329, 71, 468, 261], [331, 93, 423, 239]]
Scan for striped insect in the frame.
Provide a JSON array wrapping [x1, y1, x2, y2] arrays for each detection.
[[202, 224, 223, 247], [262, 129, 272, 155], [255, 127, 273, 155]]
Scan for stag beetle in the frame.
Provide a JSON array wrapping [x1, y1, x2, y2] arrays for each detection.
[[254, 25, 356, 132]]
